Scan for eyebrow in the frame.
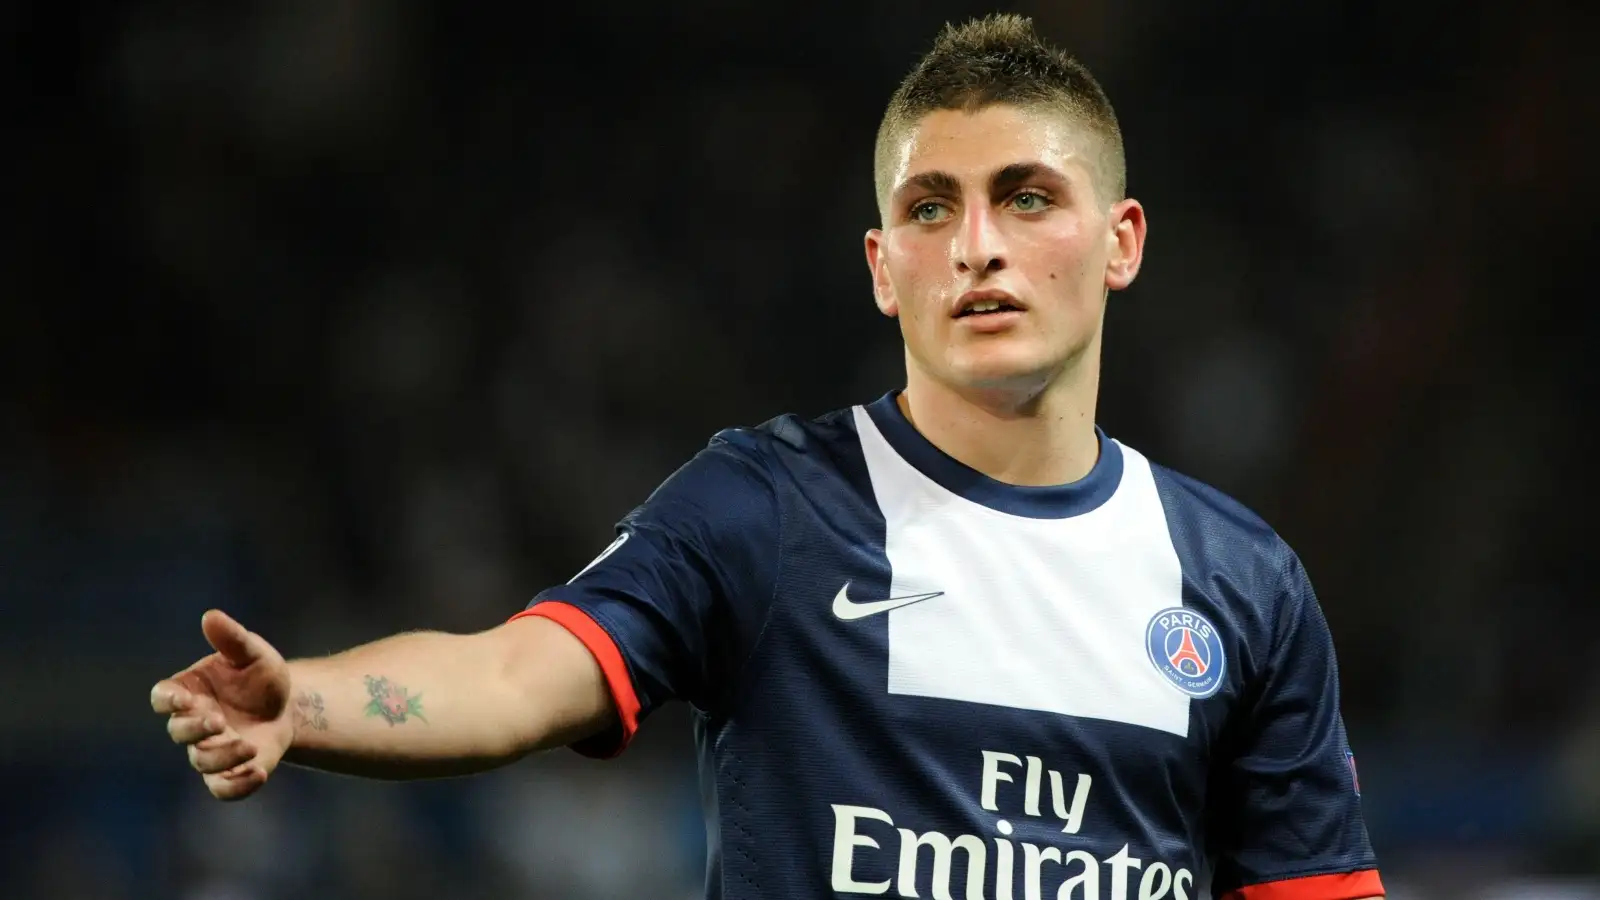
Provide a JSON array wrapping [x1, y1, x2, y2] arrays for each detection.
[[893, 170, 962, 207], [992, 162, 1068, 194], [892, 162, 1070, 209]]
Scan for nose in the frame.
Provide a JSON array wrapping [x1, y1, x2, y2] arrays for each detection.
[[952, 204, 1007, 275]]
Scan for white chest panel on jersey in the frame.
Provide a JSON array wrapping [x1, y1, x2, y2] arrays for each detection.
[[853, 407, 1192, 737]]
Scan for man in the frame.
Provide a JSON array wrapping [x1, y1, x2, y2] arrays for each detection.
[[151, 14, 1383, 900]]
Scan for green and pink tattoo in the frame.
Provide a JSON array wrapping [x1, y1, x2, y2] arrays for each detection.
[[363, 675, 427, 725], [289, 677, 426, 729]]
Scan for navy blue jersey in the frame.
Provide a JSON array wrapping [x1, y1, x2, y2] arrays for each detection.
[[511, 392, 1383, 900]]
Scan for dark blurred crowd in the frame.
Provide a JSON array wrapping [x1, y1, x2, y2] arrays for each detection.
[[2, 1, 1594, 898]]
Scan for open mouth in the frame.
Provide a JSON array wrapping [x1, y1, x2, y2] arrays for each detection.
[[955, 300, 1022, 318]]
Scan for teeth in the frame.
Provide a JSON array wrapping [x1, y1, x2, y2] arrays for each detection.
[[968, 300, 1002, 313]]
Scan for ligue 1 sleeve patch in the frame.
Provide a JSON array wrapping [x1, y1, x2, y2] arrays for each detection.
[[1144, 607, 1227, 699]]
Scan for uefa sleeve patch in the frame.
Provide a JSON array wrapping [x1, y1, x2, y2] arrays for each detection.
[[1144, 607, 1227, 699]]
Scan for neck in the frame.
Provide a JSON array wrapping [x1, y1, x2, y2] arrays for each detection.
[[898, 348, 1102, 488]]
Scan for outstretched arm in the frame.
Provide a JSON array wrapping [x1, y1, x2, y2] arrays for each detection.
[[151, 610, 615, 799], [281, 615, 614, 778]]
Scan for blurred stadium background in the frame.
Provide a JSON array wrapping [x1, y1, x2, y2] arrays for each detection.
[[2, 1, 1594, 898]]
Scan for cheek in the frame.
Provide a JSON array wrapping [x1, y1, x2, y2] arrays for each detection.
[[1034, 231, 1098, 290], [886, 243, 950, 320]]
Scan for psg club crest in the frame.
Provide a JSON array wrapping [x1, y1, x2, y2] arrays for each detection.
[[1144, 607, 1227, 699]]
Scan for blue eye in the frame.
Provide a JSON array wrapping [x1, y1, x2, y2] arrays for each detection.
[[911, 201, 950, 223], [1010, 191, 1049, 212]]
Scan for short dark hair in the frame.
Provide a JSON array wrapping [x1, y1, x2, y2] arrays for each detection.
[[874, 14, 1126, 214]]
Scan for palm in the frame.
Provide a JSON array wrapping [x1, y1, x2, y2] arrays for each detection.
[[153, 610, 296, 800], [186, 646, 291, 745]]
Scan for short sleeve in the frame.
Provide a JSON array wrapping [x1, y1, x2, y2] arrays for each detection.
[[509, 431, 780, 758], [1209, 548, 1385, 900]]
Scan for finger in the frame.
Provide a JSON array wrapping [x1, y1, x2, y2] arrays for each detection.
[[167, 713, 225, 745], [200, 610, 267, 668], [150, 680, 195, 715], [194, 729, 239, 751], [205, 764, 267, 801], [154, 678, 226, 722], [188, 737, 255, 775], [187, 736, 258, 775]]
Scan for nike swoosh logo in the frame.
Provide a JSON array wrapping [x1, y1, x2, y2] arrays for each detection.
[[831, 582, 946, 621]]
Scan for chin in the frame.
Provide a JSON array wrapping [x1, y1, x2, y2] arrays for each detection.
[[945, 349, 1059, 392]]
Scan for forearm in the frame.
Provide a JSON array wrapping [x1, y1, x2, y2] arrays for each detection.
[[281, 628, 547, 780]]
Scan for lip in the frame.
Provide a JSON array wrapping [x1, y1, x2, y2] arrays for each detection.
[[955, 308, 1025, 334], [951, 288, 1026, 318]]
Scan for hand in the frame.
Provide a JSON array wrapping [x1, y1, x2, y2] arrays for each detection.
[[150, 610, 295, 801]]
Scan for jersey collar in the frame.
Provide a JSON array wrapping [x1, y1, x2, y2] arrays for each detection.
[[863, 391, 1123, 519]]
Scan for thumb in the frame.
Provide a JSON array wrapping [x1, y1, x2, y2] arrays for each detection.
[[201, 609, 266, 667]]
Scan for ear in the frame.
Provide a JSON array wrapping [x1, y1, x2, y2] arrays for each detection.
[[864, 229, 898, 317], [1103, 198, 1147, 292]]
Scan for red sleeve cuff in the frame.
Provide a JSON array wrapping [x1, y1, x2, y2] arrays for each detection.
[[508, 601, 642, 759], [1225, 869, 1384, 900]]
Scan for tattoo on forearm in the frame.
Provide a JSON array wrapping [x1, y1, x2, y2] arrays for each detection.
[[293, 690, 329, 731], [363, 675, 427, 726]]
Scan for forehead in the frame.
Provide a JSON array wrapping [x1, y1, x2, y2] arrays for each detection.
[[889, 105, 1092, 189]]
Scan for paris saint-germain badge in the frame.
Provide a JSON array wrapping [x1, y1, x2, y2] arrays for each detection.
[[1145, 607, 1227, 699]]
